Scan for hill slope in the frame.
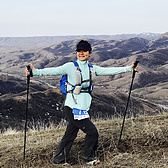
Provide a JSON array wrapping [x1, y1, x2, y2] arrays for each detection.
[[0, 73, 165, 132]]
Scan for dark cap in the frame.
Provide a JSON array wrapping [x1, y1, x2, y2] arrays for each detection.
[[76, 40, 92, 52]]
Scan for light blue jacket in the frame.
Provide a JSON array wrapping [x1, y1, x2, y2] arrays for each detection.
[[33, 59, 133, 111]]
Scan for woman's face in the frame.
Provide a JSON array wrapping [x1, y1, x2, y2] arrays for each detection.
[[76, 50, 92, 61]]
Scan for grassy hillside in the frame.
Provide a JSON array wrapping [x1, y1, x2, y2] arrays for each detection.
[[1, 113, 168, 168], [0, 35, 168, 167]]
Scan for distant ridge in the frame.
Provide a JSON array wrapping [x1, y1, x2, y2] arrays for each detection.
[[0, 33, 160, 47]]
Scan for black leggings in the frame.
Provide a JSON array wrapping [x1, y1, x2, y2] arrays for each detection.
[[53, 106, 99, 163]]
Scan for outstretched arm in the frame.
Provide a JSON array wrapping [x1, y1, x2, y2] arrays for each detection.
[[25, 62, 74, 77], [93, 62, 138, 76]]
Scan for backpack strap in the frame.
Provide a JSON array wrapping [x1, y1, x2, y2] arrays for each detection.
[[81, 64, 93, 94], [73, 61, 79, 67], [73, 61, 82, 85], [80, 64, 94, 94]]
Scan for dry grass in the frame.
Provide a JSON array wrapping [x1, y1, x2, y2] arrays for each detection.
[[1, 113, 168, 168]]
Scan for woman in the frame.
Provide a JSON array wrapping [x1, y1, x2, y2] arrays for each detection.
[[26, 40, 138, 166]]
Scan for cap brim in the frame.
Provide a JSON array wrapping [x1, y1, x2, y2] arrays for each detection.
[[76, 48, 89, 52]]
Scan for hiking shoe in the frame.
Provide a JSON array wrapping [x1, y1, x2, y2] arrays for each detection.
[[85, 159, 100, 165], [62, 162, 70, 166]]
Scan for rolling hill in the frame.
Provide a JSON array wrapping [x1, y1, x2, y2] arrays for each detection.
[[0, 33, 168, 131]]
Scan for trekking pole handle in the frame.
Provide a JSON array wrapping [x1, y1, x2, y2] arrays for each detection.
[[27, 65, 33, 77], [132, 61, 139, 79], [133, 61, 139, 69]]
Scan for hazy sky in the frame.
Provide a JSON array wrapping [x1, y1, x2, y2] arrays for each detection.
[[0, 0, 167, 37]]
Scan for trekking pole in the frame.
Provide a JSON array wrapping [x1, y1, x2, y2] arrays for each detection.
[[23, 65, 33, 160], [117, 61, 139, 148]]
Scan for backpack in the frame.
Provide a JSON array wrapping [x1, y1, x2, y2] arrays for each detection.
[[59, 61, 94, 97]]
